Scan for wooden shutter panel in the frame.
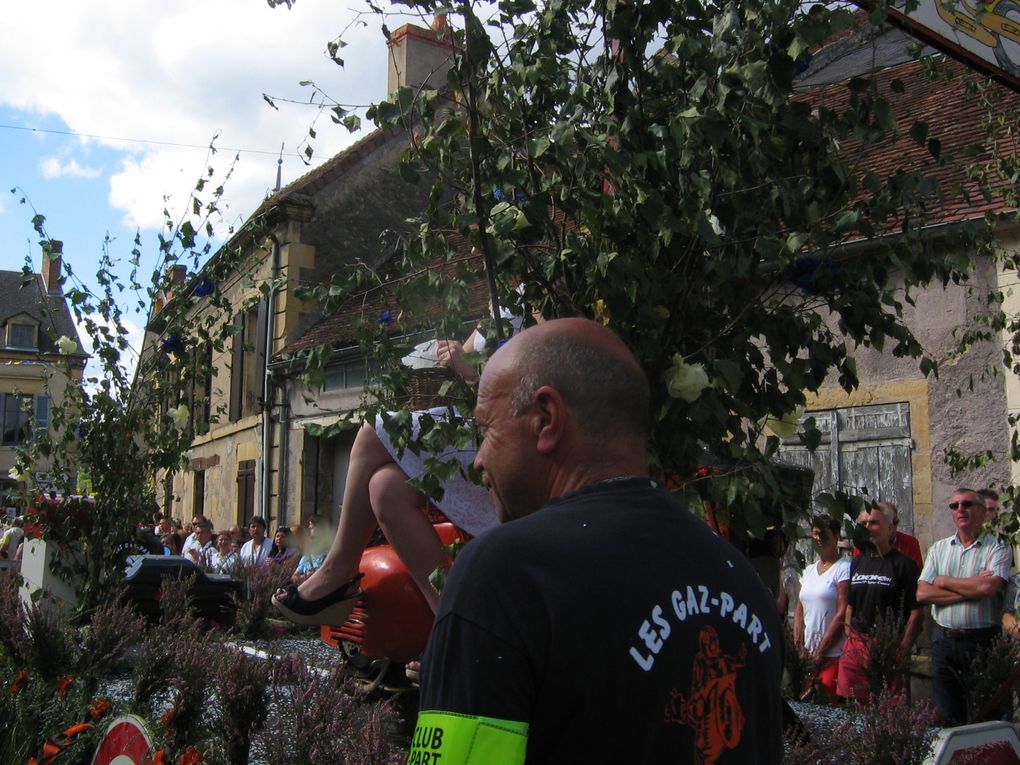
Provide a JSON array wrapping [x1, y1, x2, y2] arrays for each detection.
[[229, 313, 244, 422]]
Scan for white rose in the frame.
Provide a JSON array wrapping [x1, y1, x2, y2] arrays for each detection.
[[169, 404, 191, 430], [56, 335, 78, 355], [666, 356, 710, 403]]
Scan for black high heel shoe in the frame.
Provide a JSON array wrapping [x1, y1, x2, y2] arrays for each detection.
[[271, 573, 364, 626]]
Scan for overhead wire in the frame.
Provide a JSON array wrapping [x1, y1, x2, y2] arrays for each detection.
[[0, 122, 309, 159]]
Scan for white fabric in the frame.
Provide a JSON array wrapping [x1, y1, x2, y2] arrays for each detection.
[[799, 556, 851, 658], [375, 408, 497, 537], [240, 537, 271, 567], [180, 533, 202, 562], [402, 340, 440, 369], [210, 550, 239, 575], [378, 312, 527, 537], [472, 310, 524, 353]]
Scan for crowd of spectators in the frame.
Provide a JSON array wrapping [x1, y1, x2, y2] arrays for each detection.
[[140, 512, 327, 586], [788, 486, 1016, 726]]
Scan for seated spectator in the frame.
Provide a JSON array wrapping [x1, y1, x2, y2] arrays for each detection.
[[170, 518, 187, 552], [160, 532, 182, 556], [240, 516, 271, 567], [210, 531, 240, 576], [0, 517, 25, 560], [154, 515, 173, 537], [180, 515, 207, 561], [269, 527, 298, 565], [184, 519, 214, 568], [838, 503, 923, 702], [291, 515, 329, 586]]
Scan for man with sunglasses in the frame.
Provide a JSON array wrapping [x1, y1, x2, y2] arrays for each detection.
[[917, 487, 1010, 726]]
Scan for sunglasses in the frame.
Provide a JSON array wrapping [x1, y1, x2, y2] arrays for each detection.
[[949, 500, 977, 510]]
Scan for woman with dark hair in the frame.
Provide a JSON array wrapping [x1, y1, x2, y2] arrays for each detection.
[[794, 514, 850, 703], [269, 526, 298, 564]]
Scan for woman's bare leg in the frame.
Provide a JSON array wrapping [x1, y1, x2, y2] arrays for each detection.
[[369, 463, 447, 613], [291, 423, 395, 601]]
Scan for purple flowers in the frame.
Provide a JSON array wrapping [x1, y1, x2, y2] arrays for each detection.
[[379, 310, 394, 325]]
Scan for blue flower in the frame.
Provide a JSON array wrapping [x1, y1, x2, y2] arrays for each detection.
[[492, 187, 505, 201], [194, 275, 215, 297], [378, 310, 394, 325], [161, 334, 185, 355], [513, 189, 527, 204], [787, 256, 841, 296]]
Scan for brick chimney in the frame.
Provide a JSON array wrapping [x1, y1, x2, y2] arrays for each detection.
[[154, 265, 187, 314], [387, 16, 456, 97], [42, 240, 63, 295]]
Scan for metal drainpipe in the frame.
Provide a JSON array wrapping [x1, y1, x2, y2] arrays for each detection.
[[276, 375, 289, 526], [260, 234, 281, 522]]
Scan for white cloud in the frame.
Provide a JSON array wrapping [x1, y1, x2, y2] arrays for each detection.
[[73, 311, 144, 390], [40, 157, 101, 180], [0, 0, 396, 238]]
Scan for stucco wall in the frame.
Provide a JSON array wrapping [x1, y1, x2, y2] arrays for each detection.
[[806, 244, 1017, 551]]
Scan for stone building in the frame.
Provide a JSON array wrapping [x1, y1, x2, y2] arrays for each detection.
[[0, 244, 87, 503]]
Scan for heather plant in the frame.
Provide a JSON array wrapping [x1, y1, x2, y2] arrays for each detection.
[[229, 558, 297, 640], [786, 687, 935, 765], [209, 646, 270, 765], [156, 569, 201, 632], [863, 607, 914, 700], [262, 656, 406, 764], [968, 632, 1020, 722], [0, 571, 139, 692]]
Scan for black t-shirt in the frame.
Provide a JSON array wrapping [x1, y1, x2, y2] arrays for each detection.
[[419, 478, 784, 764], [847, 549, 920, 633]]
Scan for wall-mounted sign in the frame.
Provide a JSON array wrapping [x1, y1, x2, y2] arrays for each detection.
[[859, 1, 1020, 92]]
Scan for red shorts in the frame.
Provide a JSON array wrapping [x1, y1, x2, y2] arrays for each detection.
[[816, 656, 841, 703], [837, 631, 871, 701]]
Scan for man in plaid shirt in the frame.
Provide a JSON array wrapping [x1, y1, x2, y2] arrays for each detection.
[[917, 487, 1010, 726]]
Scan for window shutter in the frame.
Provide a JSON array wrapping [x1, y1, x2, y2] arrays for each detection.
[[254, 297, 268, 396], [229, 313, 244, 422]]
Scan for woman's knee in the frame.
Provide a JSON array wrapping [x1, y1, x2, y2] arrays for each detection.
[[368, 466, 419, 525]]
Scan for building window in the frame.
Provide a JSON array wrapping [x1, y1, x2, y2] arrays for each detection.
[[7, 323, 37, 349], [1, 394, 33, 445], [323, 359, 368, 391]]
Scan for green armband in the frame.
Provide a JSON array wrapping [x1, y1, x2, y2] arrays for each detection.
[[407, 710, 529, 765]]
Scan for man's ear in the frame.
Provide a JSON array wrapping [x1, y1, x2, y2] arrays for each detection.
[[531, 385, 567, 454]]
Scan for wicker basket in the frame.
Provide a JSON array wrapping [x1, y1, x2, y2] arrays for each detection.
[[406, 367, 457, 410]]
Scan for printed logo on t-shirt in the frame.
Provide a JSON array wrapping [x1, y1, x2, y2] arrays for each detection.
[[663, 626, 746, 764], [851, 572, 895, 587]]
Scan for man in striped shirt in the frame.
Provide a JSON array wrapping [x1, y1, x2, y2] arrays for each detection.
[[917, 487, 1010, 726]]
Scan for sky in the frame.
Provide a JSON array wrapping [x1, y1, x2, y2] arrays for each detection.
[[0, 0, 402, 365]]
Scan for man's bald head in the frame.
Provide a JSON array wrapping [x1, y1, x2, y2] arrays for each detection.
[[492, 317, 649, 442], [475, 318, 650, 520]]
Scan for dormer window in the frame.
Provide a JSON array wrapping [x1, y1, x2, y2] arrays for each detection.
[[7, 322, 38, 350]]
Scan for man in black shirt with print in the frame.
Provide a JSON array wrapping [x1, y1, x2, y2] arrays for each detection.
[[410, 318, 783, 764]]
